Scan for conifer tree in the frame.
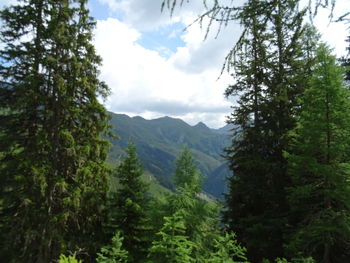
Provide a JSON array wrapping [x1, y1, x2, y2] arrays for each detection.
[[166, 147, 221, 262], [207, 232, 248, 263], [342, 34, 350, 84], [173, 146, 202, 194], [222, 1, 315, 261], [108, 143, 149, 262], [96, 232, 128, 263], [286, 45, 350, 263], [148, 210, 195, 263], [162, 0, 338, 261], [0, 0, 110, 262]]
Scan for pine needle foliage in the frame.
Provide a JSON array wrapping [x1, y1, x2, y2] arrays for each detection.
[[286, 44, 350, 263], [223, 1, 316, 261], [341, 33, 350, 84], [148, 210, 195, 263], [168, 147, 221, 261], [174, 146, 202, 194], [96, 232, 128, 263], [206, 232, 249, 263], [107, 143, 149, 262], [59, 254, 83, 263], [0, 0, 111, 262]]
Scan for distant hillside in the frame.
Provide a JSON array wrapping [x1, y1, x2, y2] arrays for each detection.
[[107, 112, 232, 199]]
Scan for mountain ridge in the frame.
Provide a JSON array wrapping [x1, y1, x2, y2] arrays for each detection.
[[107, 112, 231, 199]]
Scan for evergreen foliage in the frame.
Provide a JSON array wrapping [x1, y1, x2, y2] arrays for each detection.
[[223, 1, 315, 261], [0, 0, 110, 262], [148, 210, 195, 263], [2, 1, 350, 263], [107, 143, 149, 262], [59, 254, 83, 263], [286, 45, 350, 263], [342, 33, 350, 84], [167, 147, 221, 261], [174, 146, 202, 194], [107, 113, 229, 197], [96, 232, 128, 263], [207, 232, 248, 263]]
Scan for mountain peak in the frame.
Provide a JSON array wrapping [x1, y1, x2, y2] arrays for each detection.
[[132, 116, 145, 121], [194, 121, 209, 130]]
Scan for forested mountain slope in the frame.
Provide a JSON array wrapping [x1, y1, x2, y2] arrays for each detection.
[[107, 112, 231, 198]]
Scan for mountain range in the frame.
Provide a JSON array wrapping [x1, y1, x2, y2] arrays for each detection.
[[107, 112, 233, 199]]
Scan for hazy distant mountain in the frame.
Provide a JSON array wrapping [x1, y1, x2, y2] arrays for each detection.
[[107, 112, 231, 199]]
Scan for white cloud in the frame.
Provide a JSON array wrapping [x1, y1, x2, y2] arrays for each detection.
[[170, 19, 242, 74], [312, 1, 349, 57], [98, 0, 205, 31], [0, 0, 17, 8], [94, 18, 232, 128], [93, 0, 349, 129]]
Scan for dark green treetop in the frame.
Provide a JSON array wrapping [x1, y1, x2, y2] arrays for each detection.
[[108, 143, 149, 262], [223, 0, 317, 261], [0, 0, 111, 262]]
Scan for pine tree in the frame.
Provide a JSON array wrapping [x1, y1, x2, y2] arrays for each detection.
[[286, 45, 350, 263], [148, 210, 195, 263], [207, 232, 248, 263], [166, 147, 221, 262], [108, 143, 149, 262], [0, 0, 110, 262], [96, 232, 128, 263], [173, 146, 202, 194], [223, 1, 315, 261]]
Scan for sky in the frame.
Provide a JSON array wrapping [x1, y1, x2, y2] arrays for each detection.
[[0, 0, 349, 128]]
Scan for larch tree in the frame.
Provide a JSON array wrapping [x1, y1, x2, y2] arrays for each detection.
[[167, 147, 221, 262], [207, 232, 248, 263], [107, 143, 149, 263], [286, 44, 350, 263], [96, 231, 129, 263], [0, 0, 111, 262], [173, 146, 202, 194], [148, 210, 195, 263]]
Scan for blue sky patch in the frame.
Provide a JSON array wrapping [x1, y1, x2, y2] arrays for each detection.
[[88, 0, 185, 58], [137, 22, 186, 58], [89, 0, 124, 21]]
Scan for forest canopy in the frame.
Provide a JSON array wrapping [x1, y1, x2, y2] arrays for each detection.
[[0, 0, 350, 262]]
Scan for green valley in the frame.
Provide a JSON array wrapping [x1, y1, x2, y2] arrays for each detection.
[[107, 112, 231, 199]]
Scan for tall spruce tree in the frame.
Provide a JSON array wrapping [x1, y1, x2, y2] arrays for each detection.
[[0, 0, 110, 262], [162, 0, 339, 261], [286, 45, 350, 263], [108, 143, 149, 262], [222, 1, 315, 261]]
